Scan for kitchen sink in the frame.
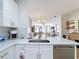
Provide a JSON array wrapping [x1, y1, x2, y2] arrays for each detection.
[[29, 39, 50, 43]]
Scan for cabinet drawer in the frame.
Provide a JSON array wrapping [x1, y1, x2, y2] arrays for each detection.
[[0, 48, 8, 55]]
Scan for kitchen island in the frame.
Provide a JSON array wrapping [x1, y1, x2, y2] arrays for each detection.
[[0, 37, 78, 59]]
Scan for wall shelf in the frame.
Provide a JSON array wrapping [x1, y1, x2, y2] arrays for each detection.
[[66, 20, 75, 30]]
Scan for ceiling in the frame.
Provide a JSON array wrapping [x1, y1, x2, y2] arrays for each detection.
[[27, 0, 79, 17]]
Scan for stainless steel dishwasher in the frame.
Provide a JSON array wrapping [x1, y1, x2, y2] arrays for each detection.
[[53, 45, 74, 59]]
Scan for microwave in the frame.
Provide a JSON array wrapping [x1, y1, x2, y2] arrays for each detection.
[[9, 30, 17, 39]]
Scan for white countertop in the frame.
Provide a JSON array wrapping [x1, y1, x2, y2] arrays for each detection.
[[0, 37, 78, 52]]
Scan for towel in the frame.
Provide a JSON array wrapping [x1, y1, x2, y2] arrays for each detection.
[[20, 49, 25, 59]]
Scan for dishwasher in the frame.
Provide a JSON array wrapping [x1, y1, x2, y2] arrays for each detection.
[[53, 45, 74, 59]]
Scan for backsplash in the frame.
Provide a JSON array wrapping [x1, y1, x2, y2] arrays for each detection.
[[0, 27, 10, 39], [17, 28, 27, 39]]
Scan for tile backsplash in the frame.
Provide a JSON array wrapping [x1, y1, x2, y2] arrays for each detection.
[[17, 28, 27, 39], [0, 27, 10, 39]]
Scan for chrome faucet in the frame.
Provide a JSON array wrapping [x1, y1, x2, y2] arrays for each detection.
[[38, 32, 42, 40]]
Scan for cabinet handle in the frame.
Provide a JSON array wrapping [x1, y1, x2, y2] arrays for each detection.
[[11, 22, 12, 26], [13, 22, 14, 26], [12, 22, 13, 26], [1, 52, 8, 58]]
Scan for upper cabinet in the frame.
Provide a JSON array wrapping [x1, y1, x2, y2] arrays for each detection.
[[0, 0, 18, 27]]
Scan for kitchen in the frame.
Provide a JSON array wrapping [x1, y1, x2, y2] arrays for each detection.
[[0, 0, 79, 59]]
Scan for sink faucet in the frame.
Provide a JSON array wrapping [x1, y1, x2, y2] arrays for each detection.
[[38, 32, 42, 40]]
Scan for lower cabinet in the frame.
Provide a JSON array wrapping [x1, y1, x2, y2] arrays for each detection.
[[8, 45, 16, 59], [0, 49, 9, 59], [41, 53, 53, 59], [25, 45, 38, 59], [40, 46, 53, 59], [0, 45, 53, 59], [0, 45, 15, 59], [15, 45, 25, 59], [25, 45, 53, 59]]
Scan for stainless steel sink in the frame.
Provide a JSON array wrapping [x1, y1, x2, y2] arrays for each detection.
[[29, 39, 50, 43]]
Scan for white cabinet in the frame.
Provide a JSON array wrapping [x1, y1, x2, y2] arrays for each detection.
[[0, 45, 53, 59], [25, 45, 38, 59], [15, 45, 25, 59], [7, 0, 18, 27], [0, 49, 9, 59], [0, 45, 15, 59], [0, 0, 18, 27], [8, 45, 16, 59], [25, 45, 53, 59], [40, 45, 53, 59]]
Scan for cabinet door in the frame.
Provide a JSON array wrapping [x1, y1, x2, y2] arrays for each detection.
[[8, 45, 16, 59], [10, 0, 18, 27], [0, 53, 8, 59], [0, 45, 15, 59], [3, 0, 17, 27], [3, 0, 12, 27], [25, 45, 38, 59], [40, 45, 53, 59], [0, 48, 9, 59], [25, 52, 37, 59], [15, 45, 25, 59]]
